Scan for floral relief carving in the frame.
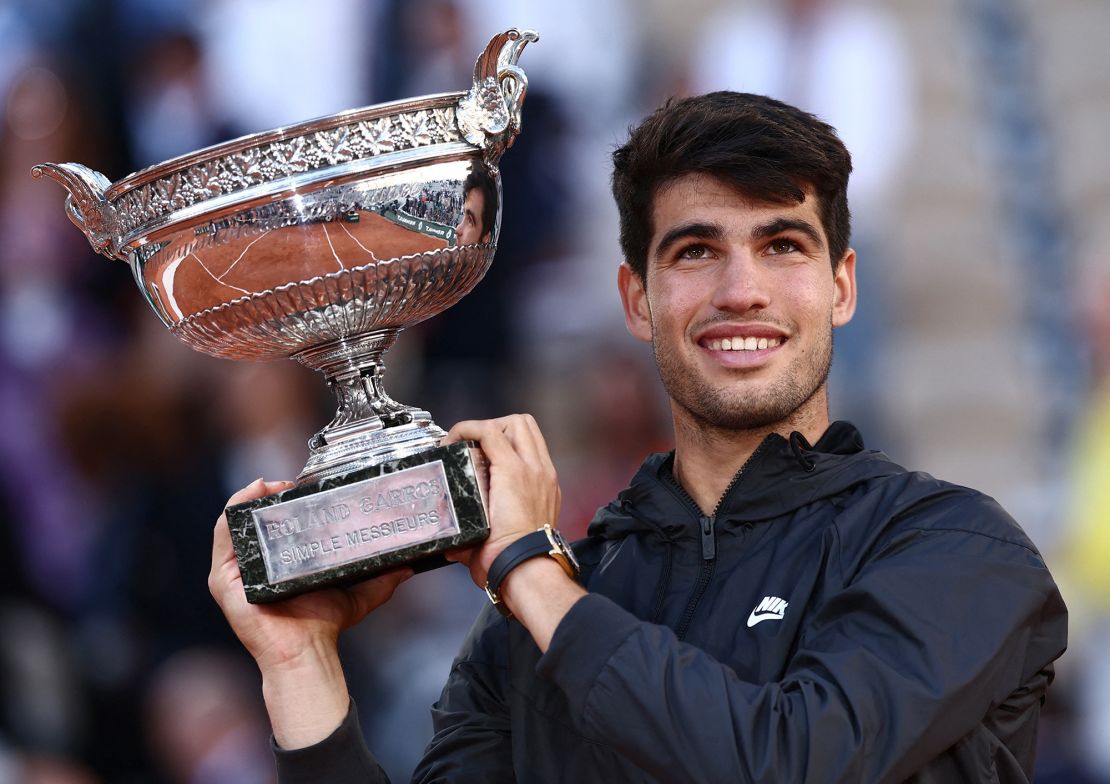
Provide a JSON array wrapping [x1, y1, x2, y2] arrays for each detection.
[[399, 111, 434, 148], [358, 118, 395, 156], [190, 162, 223, 196], [272, 137, 312, 173], [112, 105, 465, 234], [315, 128, 356, 166]]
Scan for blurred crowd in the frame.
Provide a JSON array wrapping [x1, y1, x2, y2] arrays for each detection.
[[0, 0, 1107, 782]]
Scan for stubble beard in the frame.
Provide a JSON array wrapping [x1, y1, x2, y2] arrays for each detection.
[[652, 321, 834, 435]]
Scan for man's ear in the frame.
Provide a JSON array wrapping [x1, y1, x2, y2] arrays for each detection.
[[831, 249, 857, 328], [618, 263, 653, 343]]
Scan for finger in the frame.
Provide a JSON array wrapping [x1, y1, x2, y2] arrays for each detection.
[[212, 510, 233, 563], [226, 477, 269, 506], [209, 514, 242, 609], [499, 413, 553, 469], [492, 416, 560, 502], [444, 417, 506, 444], [344, 568, 414, 624], [447, 419, 521, 464], [211, 480, 292, 597], [445, 418, 500, 444], [520, 415, 558, 478], [454, 415, 544, 466]]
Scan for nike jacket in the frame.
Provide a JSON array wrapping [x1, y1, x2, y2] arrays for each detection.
[[274, 421, 1068, 783]]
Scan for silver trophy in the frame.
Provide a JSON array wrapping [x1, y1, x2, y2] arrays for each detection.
[[33, 29, 537, 602]]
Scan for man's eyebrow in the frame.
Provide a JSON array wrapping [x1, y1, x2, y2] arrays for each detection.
[[654, 222, 724, 259], [752, 218, 825, 249]]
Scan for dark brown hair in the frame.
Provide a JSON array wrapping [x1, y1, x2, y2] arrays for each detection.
[[464, 166, 498, 242], [612, 92, 852, 279]]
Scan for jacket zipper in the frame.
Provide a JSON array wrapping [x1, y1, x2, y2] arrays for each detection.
[[664, 441, 772, 640]]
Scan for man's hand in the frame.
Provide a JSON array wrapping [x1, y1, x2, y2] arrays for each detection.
[[443, 414, 562, 588], [209, 478, 412, 748], [444, 415, 585, 651]]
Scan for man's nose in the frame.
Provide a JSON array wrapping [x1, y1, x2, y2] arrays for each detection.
[[710, 252, 770, 313]]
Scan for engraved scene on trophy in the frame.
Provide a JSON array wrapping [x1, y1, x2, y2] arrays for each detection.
[[123, 158, 500, 362]]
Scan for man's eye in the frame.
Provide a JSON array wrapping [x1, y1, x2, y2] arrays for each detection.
[[768, 238, 799, 255], [679, 245, 709, 260]]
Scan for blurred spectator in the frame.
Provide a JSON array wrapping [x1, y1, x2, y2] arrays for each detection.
[[145, 647, 274, 784], [557, 347, 671, 539], [1059, 263, 1110, 782], [0, 743, 100, 784], [197, 0, 384, 134], [124, 29, 223, 168], [0, 600, 87, 771], [0, 54, 113, 613]]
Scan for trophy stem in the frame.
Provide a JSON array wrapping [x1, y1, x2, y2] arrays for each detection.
[[293, 330, 445, 483]]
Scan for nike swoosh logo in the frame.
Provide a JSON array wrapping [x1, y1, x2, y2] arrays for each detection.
[[747, 611, 784, 627]]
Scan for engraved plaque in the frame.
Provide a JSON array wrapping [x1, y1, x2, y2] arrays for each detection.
[[225, 440, 488, 603], [252, 461, 459, 583]]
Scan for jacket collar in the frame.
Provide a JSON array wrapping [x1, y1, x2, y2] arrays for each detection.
[[589, 421, 903, 539]]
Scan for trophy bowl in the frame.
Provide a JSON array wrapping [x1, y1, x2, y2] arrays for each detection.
[[33, 29, 537, 602]]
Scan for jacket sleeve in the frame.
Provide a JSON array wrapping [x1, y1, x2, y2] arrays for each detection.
[[535, 500, 1067, 783], [411, 604, 515, 783], [273, 699, 390, 784], [275, 606, 514, 784]]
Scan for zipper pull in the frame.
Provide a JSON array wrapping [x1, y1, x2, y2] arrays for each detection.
[[699, 516, 716, 560]]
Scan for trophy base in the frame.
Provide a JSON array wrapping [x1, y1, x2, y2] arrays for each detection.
[[225, 441, 488, 603]]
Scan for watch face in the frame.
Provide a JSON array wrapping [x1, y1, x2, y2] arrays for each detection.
[[551, 528, 580, 571]]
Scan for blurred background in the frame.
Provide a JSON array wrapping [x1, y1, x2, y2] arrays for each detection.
[[0, 0, 1106, 781]]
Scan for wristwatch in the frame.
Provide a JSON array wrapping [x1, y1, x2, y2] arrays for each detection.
[[485, 524, 580, 618]]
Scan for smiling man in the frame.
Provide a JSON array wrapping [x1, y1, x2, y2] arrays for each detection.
[[210, 92, 1068, 783]]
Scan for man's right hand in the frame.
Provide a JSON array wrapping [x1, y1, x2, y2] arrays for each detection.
[[209, 478, 412, 748]]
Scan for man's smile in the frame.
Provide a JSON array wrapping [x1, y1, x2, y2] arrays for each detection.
[[694, 322, 789, 365], [703, 336, 783, 351]]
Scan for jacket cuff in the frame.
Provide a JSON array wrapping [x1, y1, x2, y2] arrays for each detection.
[[536, 593, 640, 719], [271, 698, 388, 783]]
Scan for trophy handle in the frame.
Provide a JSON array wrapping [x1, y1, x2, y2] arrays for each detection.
[[456, 28, 539, 166], [30, 162, 117, 258]]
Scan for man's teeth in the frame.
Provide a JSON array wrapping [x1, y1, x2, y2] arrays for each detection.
[[707, 337, 782, 351]]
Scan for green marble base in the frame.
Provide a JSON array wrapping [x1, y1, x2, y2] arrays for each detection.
[[225, 441, 489, 603]]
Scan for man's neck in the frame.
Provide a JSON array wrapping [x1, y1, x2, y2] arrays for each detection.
[[670, 403, 829, 516]]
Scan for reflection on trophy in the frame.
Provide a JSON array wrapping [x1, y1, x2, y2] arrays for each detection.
[[32, 29, 537, 602]]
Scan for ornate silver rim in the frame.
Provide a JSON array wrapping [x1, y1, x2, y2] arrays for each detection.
[[116, 142, 476, 253], [106, 93, 462, 198], [31, 29, 538, 263], [110, 99, 464, 242]]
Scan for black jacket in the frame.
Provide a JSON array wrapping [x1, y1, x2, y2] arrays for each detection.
[[275, 422, 1067, 783]]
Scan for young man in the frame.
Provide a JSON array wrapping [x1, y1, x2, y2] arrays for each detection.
[[454, 168, 497, 246], [210, 92, 1067, 782]]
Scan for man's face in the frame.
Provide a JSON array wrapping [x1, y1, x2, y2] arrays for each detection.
[[456, 187, 489, 246], [618, 174, 856, 433]]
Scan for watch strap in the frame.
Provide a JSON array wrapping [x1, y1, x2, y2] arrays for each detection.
[[485, 530, 553, 616]]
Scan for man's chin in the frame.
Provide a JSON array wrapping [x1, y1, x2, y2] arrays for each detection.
[[686, 402, 798, 433]]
